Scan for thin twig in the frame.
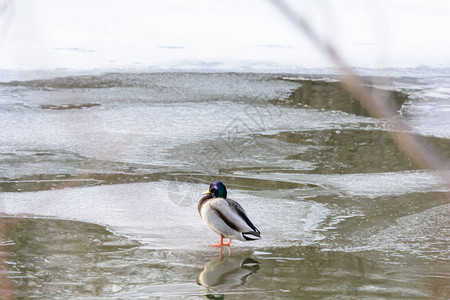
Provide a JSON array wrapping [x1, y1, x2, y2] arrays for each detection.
[[269, 0, 450, 191]]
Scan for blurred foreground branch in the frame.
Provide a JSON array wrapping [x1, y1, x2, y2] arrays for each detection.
[[269, 0, 450, 191]]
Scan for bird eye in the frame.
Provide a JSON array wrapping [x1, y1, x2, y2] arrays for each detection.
[[210, 187, 216, 196]]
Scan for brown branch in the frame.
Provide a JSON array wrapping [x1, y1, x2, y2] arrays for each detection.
[[269, 0, 450, 191]]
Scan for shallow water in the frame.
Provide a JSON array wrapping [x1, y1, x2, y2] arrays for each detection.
[[0, 71, 449, 298]]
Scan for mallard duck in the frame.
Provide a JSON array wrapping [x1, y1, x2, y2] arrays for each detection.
[[198, 181, 261, 247]]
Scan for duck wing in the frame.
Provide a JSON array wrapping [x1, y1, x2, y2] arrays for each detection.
[[226, 199, 260, 235], [210, 198, 260, 236]]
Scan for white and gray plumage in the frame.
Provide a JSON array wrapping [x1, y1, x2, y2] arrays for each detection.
[[198, 181, 261, 247]]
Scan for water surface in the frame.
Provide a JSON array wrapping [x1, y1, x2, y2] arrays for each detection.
[[0, 71, 449, 298]]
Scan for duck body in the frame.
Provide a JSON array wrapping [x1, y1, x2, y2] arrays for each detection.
[[198, 181, 261, 246]]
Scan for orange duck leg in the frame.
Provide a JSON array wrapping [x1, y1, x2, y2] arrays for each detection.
[[209, 234, 232, 247]]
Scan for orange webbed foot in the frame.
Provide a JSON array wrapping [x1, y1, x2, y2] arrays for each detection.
[[208, 235, 232, 247]]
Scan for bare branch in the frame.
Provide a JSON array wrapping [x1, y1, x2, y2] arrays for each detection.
[[269, 0, 450, 191]]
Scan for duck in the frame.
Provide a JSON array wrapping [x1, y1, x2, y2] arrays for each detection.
[[198, 181, 261, 247]]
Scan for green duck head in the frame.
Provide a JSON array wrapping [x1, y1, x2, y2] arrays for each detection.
[[202, 181, 227, 198]]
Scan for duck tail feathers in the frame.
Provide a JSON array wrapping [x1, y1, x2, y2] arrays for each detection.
[[242, 231, 261, 241]]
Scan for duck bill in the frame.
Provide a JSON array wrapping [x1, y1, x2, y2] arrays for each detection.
[[201, 189, 211, 195]]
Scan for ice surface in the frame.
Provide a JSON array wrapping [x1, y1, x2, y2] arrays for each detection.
[[2, 0, 450, 73], [0, 181, 330, 250]]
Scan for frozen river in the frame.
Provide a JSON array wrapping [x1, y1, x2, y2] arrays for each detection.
[[0, 70, 448, 298]]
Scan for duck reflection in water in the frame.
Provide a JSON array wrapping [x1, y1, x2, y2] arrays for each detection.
[[197, 255, 260, 292]]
